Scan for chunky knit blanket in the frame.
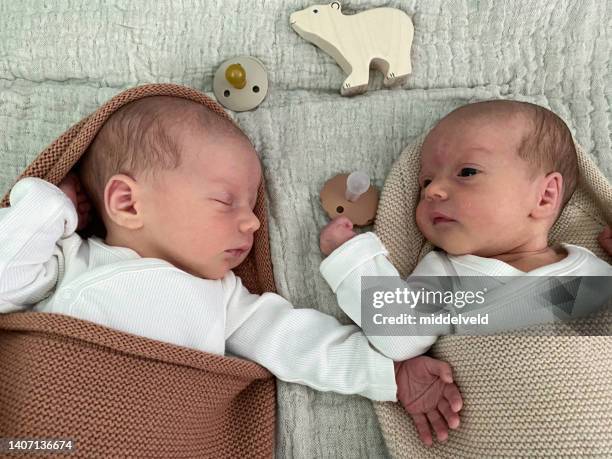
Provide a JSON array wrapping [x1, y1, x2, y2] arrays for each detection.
[[0, 84, 277, 458], [1, 1, 610, 456], [374, 140, 612, 457]]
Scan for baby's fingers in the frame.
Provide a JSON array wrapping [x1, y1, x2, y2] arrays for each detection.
[[330, 216, 353, 230], [438, 397, 460, 430], [423, 356, 454, 384], [410, 413, 433, 447], [426, 409, 449, 442], [443, 382, 463, 413]]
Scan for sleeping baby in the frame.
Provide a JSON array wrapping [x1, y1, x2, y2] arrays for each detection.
[[0, 95, 462, 446], [320, 100, 612, 360]]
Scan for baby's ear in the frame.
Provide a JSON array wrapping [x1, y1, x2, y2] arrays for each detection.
[[530, 172, 563, 220], [104, 174, 144, 230]]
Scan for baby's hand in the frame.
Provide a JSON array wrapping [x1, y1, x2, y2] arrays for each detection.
[[394, 356, 463, 446], [320, 216, 357, 256], [58, 172, 92, 231], [598, 226, 612, 256]]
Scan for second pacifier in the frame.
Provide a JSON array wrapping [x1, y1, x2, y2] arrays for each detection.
[[320, 171, 379, 226]]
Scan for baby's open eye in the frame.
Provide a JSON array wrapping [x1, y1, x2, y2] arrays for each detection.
[[458, 167, 479, 177], [420, 179, 432, 188]]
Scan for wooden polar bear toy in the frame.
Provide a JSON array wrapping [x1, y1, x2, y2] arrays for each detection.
[[290, 2, 414, 95]]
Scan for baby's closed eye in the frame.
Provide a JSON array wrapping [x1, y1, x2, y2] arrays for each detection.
[[211, 192, 233, 206]]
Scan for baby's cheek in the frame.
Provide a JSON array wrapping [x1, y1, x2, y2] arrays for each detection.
[[459, 197, 498, 223], [455, 199, 480, 222], [415, 205, 429, 233]]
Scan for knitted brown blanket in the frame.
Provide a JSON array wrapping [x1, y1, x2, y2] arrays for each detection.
[[0, 84, 277, 458]]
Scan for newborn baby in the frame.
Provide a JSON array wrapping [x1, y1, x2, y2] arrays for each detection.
[[320, 100, 612, 360], [0, 96, 462, 445]]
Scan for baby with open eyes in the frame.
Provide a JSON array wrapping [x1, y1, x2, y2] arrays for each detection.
[[320, 100, 612, 359]]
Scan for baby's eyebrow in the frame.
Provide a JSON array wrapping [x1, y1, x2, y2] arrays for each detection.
[[466, 147, 493, 155]]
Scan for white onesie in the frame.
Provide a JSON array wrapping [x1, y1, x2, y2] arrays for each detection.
[[320, 232, 612, 361], [0, 178, 396, 401]]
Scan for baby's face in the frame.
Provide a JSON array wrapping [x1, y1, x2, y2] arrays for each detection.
[[139, 126, 261, 280], [415, 114, 542, 257]]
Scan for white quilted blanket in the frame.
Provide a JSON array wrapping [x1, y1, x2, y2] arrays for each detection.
[[1, 1, 610, 456]]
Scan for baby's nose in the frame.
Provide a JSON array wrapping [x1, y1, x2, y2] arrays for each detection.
[[240, 211, 261, 233], [424, 181, 448, 201]]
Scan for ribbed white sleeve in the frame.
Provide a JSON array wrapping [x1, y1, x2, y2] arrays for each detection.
[[223, 272, 398, 401], [0, 178, 77, 313], [320, 232, 438, 360]]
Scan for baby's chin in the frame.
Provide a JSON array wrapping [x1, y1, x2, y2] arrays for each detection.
[[420, 223, 476, 256], [426, 234, 472, 256], [198, 249, 252, 279], [435, 238, 507, 257], [187, 259, 233, 280], [440, 246, 471, 256], [225, 251, 251, 274]]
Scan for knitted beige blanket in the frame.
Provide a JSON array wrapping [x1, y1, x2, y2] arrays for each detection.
[[373, 140, 612, 457]]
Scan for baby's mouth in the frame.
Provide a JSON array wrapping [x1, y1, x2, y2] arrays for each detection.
[[431, 212, 456, 225], [225, 244, 251, 258], [225, 249, 246, 258]]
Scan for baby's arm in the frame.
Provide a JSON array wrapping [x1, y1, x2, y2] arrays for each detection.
[[0, 178, 77, 313], [320, 231, 448, 360], [223, 272, 397, 401], [223, 272, 463, 444]]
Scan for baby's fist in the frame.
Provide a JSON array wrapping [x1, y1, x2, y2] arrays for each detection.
[[58, 172, 92, 231], [320, 216, 356, 256]]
